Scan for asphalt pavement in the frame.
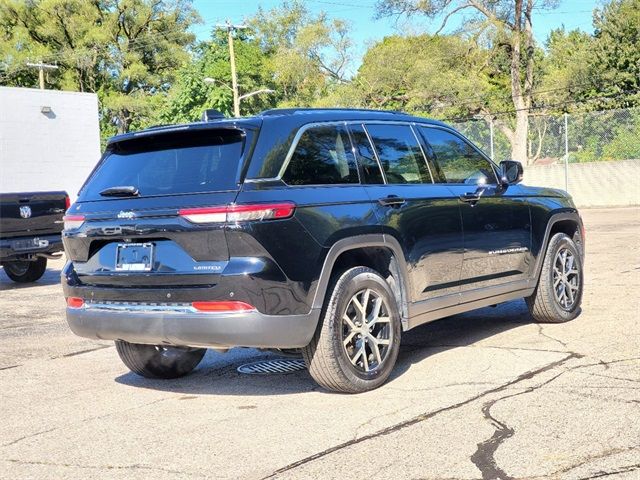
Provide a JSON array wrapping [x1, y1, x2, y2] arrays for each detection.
[[1, 207, 638, 480]]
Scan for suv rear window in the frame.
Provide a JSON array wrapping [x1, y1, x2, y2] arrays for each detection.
[[81, 129, 244, 200]]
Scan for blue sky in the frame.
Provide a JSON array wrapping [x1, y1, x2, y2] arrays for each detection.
[[192, 0, 602, 70]]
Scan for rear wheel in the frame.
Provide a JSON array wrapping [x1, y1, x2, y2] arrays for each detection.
[[302, 267, 401, 393], [527, 233, 584, 323], [2, 258, 47, 283], [115, 340, 206, 379]]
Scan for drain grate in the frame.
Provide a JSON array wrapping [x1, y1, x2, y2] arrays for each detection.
[[237, 358, 306, 375]]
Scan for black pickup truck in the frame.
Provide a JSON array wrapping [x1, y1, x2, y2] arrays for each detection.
[[0, 191, 68, 283]]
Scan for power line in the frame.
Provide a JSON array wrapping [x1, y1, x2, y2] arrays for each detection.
[[445, 89, 640, 122]]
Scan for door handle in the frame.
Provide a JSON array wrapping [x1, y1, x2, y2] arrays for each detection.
[[459, 187, 486, 206], [378, 195, 406, 208], [459, 193, 481, 203]]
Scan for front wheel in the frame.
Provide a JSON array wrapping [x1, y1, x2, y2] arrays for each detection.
[[115, 341, 206, 379], [2, 258, 47, 283], [526, 233, 584, 323], [302, 267, 402, 393]]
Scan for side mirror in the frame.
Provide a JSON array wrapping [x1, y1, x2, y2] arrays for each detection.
[[499, 160, 523, 185]]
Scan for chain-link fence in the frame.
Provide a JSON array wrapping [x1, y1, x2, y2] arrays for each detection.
[[453, 107, 640, 207]]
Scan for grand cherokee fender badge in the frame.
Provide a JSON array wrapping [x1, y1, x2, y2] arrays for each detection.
[[488, 247, 529, 255], [117, 211, 136, 220]]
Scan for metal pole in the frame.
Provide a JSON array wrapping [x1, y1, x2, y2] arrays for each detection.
[[216, 22, 246, 117], [564, 112, 569, 192], [26, 62, 58, 90], [227, 25, 240, 117], [489, 118, 495, 160]]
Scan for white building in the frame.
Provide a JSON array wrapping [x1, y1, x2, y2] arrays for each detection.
[[0, 86, 101, 199]]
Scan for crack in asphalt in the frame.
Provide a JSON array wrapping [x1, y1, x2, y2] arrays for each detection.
[[574, 462, 640, 480], [58, 344, 112, 358], [469, 370, 567, 480], [2, 458, 205, 477], [1, 396, 174, 448], [536, 324, 569, 349], [469, 354, 640, 480], [537, 446, 640, 479], [260, 352, 581, 479], [401, 343, 568, 355], [0, 364, 20, 371], [1, 427, 59, 448], [470, 399, 516, 480]]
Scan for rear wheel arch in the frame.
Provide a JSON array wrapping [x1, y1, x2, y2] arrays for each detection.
[[311, 235, 410, 326]]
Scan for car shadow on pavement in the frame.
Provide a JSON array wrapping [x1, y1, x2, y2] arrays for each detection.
[[114, 299, 534, 396], [0, 267, 62, 290]]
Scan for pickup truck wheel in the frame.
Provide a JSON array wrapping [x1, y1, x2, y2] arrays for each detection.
[[527, 233, 583, 323], [302, 267, 401, 393], [2, 258, 47, 283], [115, 340, 206, 379]]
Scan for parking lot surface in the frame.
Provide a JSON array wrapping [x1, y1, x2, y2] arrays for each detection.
[[1, 207, 638, 480]]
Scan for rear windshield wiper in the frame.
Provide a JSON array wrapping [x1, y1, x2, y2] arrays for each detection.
[[99, 186, 140, 197]]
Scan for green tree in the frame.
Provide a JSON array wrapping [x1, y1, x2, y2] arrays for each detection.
[[248, 0, 353, 106], [154, 32, 276, 123], [590, 0, 640, 108], [375, 0, 560, 163], [539, 28, 594, 107], [0, 0, 199, 136]]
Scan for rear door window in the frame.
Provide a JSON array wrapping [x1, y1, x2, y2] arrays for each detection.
[[81, 129, 245, 200], [282, 124, 359, 185], [365, 124, 433, 184]]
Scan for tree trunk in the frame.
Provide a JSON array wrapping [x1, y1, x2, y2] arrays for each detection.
[[117, 109, 131, 134], [508, 0, 533, 164], [512, 109, 528, 162]]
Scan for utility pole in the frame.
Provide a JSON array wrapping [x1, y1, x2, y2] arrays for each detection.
[[26, 62, 58, 90], [216, 21, 247, 117]]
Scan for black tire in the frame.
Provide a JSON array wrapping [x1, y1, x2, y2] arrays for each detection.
[[115, 340, 206, 379], [2, 258, 47, 283], [302, 266, 402, 393], [526, 233, 584, 323]]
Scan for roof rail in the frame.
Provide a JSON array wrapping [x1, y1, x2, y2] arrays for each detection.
[[258, 107, 408, 116]]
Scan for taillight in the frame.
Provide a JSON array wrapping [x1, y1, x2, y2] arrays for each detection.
[[179, 203, 295, 224], [65, 195, 71, 211], [192, 301, 255, 312], [63, 214, 85, 230], [67, 297, 84, 308]]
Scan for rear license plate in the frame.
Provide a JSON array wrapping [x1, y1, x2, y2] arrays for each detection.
[[12, 238, 49, 251], [115, 243, 154, 271]]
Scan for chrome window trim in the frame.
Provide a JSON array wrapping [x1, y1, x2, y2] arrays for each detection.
[[246, 119, 445, 185]]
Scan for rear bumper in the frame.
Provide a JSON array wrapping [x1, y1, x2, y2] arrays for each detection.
[[0, 234, 63, 261], [66, 303, 320, 349]]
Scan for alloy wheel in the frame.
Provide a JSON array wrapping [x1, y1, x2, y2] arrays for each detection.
[[341, 288, 393, 373], [553, 247, 580, 310]]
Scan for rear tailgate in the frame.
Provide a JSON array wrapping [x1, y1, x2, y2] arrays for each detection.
[[63, 126, 251, 288], [0, 191, 67, 239]]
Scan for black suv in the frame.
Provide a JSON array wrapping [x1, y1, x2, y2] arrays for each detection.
[[62, 108, 584, 393]]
